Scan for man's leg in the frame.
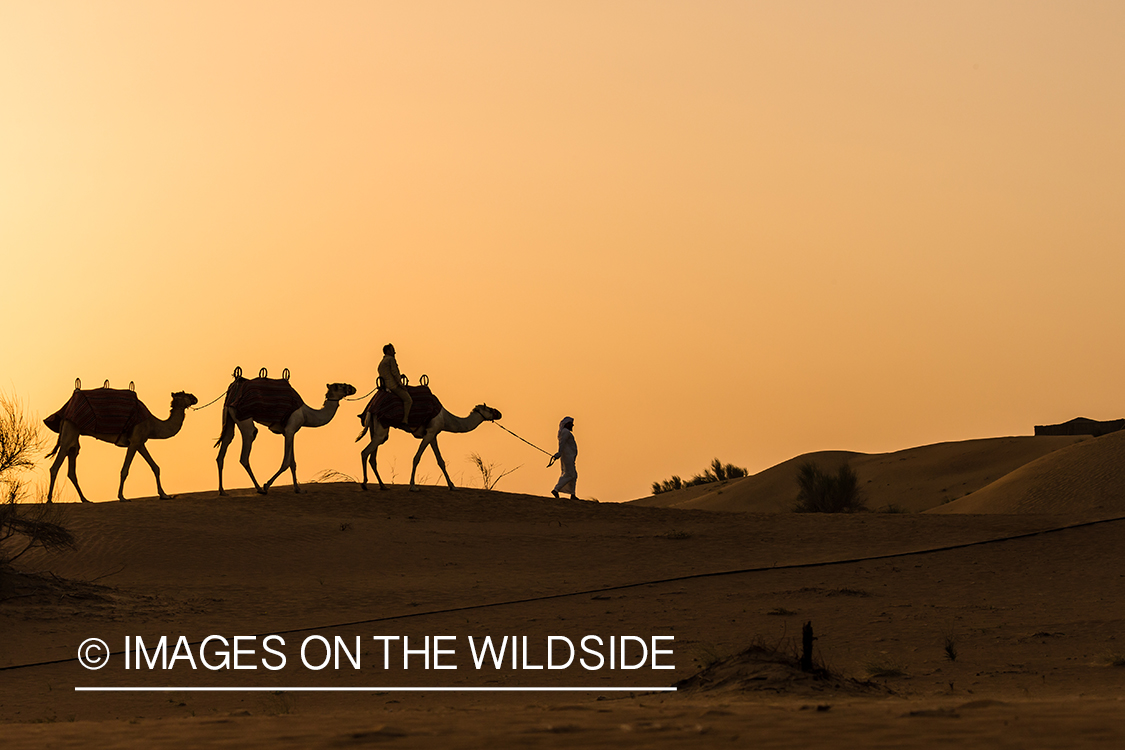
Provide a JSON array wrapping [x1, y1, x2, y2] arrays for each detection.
[[392, 387, 413, 426]]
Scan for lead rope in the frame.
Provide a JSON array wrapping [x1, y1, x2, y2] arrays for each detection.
[[345, 385, 378, 402], [190, 391, 227, 411], [492, 422, 553, 457]]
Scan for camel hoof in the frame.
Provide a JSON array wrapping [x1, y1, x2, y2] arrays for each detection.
[[359, 483, 368, 491], [257, 488, 268, 495], [408, 486, 420, 493], [218, 490, 227, 497], [118, 498, 131, 503]]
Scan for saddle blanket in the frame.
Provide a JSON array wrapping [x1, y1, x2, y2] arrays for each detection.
[[361, 385, 442, 431], [225, 377, 304, 432], [44, 388, 153, 446]]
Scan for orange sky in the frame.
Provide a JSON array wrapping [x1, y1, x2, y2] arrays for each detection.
[[3, 1, 1124, 503]]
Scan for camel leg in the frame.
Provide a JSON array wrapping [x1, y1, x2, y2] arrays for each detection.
[[216, 409, 237, 496], [359, 439, 372, 490], [66, 446, 91, 504], [409, 436, 439, 492], [236, 421, 263, 493], [286, 433, 300, 492], [48, 426, 89, 503], [46, 436, 69, 503], [118, 445, 138, 502], [430, 438, 456, 490], [360, 421, 389, 491], [138, 444, 172, 500], [263, 430, 298, 494]]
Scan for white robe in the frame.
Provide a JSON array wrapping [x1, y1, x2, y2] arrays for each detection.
[[553, 422, 578, 495]]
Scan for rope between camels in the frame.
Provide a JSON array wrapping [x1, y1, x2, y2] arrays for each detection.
[[493, 422, 553, 456], [345, 385, 378, 402], [191, 391, 227, 411]]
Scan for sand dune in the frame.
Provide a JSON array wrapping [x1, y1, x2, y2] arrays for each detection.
[[632, 436, 1085, 513], [4, 482, 1125, 747], [929, 429, 1125, 516]]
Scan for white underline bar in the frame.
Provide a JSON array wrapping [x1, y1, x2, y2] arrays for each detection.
[[76, 686, 676, 693]]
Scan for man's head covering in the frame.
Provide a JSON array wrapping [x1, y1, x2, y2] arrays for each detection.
[[559, 416, 574, 429]]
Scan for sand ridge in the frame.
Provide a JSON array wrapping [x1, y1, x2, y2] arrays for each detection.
[[4, 477, 1125, 747], [632, 435, 1086, 513], [930, 429, 1125, 515]]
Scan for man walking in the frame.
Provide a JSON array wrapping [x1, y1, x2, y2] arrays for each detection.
[[550, 416, 578, 500]]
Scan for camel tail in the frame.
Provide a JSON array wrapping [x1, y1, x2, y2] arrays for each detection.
[[46, 440, 60, 460], [214, 402, 231, 449], [354, 410, 371, 442]]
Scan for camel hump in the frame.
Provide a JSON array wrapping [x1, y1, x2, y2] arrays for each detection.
[[227, 377, 304, 426], [44, 388, 151, 439], [364, 385, 443, 429]]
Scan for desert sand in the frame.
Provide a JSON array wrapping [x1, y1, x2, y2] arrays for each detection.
[[3, 432, 1125, 748], [632, 435, 1088, 514]]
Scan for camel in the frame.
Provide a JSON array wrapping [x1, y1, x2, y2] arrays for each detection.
[[216, 379, 356, 495], [45, 390, 199, 503], [357, 392, 502, 492]]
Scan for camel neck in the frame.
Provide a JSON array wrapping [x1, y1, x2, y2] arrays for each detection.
[[443, 409, 485, 434], [304, 398, 342, 428], [151, 407, 188, 440]]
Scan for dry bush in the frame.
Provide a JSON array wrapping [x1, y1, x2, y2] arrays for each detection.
[[309, 469, 356, 484], [468, 452, 519, 490], [793, 461, 866, 513], [652, 458, 749, 495], [1, 393, 75, 572]]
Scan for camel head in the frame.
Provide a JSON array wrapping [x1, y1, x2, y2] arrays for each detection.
[[326, 383, 357, 401], [171, 392, 199, 410], [473, 404, 502, 422]]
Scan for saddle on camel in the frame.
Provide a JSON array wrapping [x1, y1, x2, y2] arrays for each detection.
[[360, 383, 443, 434], [223, 372, 306, 434], [44, 383, 153, 447]]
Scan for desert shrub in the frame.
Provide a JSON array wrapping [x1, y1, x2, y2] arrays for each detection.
[[943, 633, 958, 662], [1, 393, 75, 572], [793, 461, 866, 513], [652, 458, 748, 495], [309, 469, 357, 484], [468, 452, 519, 490]]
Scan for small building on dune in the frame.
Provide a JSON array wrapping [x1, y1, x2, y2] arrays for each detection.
[[1034, 417, 1125, 437]]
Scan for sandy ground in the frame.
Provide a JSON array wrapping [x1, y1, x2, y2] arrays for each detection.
[[633, 435, 1088, 513], [3, 461, 1125, 747]]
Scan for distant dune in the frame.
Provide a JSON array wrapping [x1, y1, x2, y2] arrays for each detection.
[[928, 429, 1125, 515], [631, 436, 1086, 513]]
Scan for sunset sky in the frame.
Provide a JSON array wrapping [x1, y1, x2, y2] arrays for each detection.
[[3, 1, 1124, 503]]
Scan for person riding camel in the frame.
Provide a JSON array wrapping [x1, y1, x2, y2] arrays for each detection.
[[378, 343, 413, 429]]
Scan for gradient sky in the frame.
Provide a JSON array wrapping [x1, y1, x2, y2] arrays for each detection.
[[3, 1, 1124, 503]]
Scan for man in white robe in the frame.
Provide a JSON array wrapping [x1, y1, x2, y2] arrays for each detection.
[[551, 416, 578, 500]]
